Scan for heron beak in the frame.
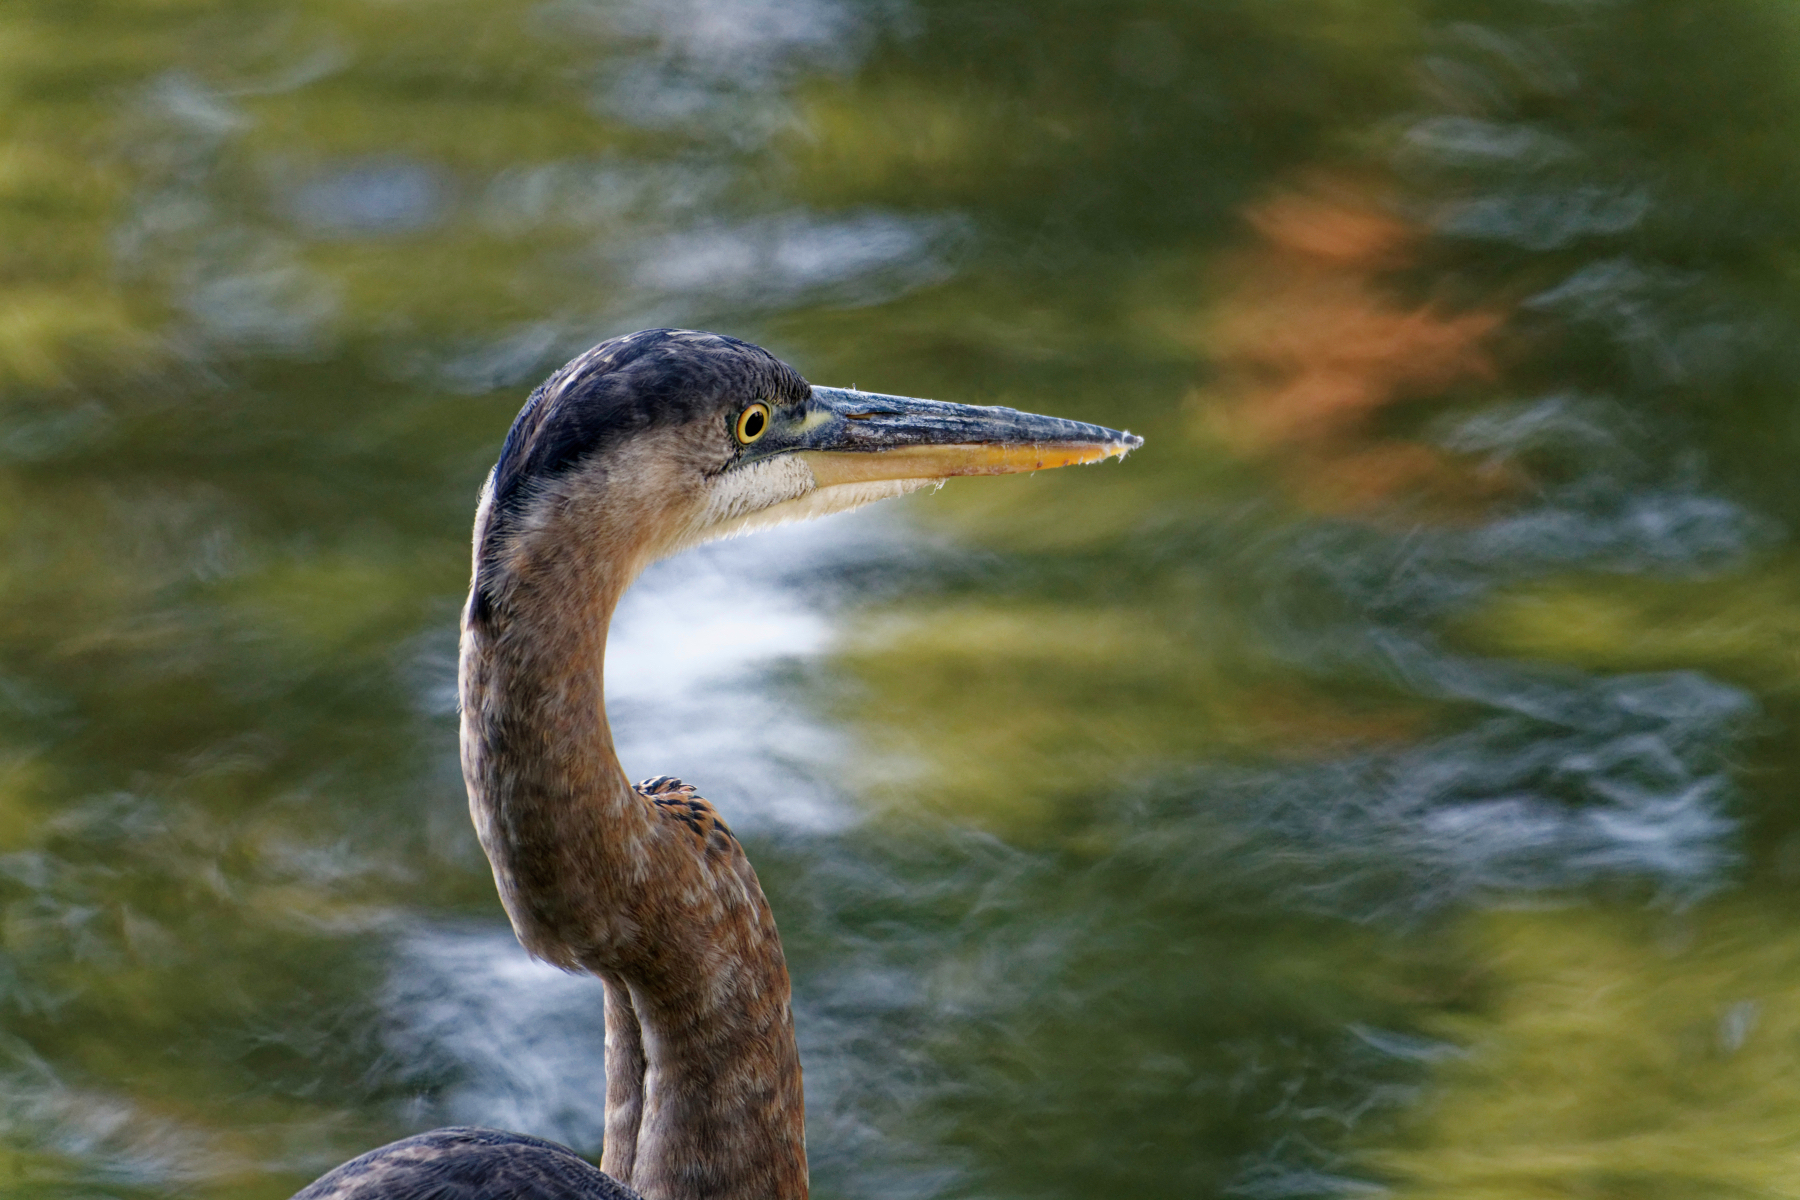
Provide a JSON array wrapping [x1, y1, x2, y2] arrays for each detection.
[[782, 386, 1143, 487]]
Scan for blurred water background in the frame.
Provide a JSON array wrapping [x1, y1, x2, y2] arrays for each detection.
[[6, 1, 1800, 1196]]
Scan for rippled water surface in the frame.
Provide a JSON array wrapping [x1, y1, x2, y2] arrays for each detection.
[[8, 1, 1800, 1196]]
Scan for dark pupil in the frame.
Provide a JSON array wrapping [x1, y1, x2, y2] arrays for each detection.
[[743, 409, 765, 438]]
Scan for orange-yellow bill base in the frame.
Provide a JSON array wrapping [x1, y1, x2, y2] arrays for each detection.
[[800, 441, 1131, 487]]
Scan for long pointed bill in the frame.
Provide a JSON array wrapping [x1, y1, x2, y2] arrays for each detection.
[[781, 386, 1142, 486]]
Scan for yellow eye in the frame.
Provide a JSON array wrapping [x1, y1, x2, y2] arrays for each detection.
[[735, 402, 771, 444]]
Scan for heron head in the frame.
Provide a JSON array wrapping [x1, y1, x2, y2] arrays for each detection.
[[469, 328, 1140, 620]]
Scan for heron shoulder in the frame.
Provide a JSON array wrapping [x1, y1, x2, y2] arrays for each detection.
[[636, 774, 741, 854]]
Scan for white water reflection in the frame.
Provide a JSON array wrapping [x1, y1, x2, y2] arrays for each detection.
[[477, 159, 730, 237], [1400, 116, 1579, 170], [625, 212, 965, 310], [605, 511, 904, 833], [1434, 187, 1651, 250], [288, 159, 450, 238], [384, 928, 608, 1150], [385, 911, 952, 1200], [1166, 672, 1747, 919], [553, 0, 893, 140], [179, 233, 341, 352]]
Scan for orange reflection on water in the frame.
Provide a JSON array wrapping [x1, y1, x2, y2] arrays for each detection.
[[1197, 179, 1517, 515]]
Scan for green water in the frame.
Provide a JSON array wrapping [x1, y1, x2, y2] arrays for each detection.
[[7, 1, 1800, 1196]]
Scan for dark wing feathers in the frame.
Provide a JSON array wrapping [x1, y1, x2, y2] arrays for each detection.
[[290, 1127, 642, 1200]]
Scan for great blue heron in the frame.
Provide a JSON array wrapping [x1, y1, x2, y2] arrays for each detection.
[[292, 329, 1141, 1200]]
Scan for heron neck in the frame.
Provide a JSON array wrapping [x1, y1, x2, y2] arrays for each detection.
[[459, 497, 807, 1200]]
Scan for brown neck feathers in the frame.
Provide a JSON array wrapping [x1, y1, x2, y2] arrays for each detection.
[[458, 465, 807, 1200]]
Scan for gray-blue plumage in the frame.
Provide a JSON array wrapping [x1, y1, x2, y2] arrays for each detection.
[[291, 1127, 642, 1200]]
